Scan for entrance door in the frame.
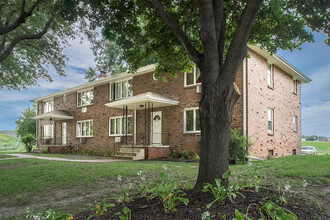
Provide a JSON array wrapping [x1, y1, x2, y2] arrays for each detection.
[[62, 123, 67, 145], [151, 111, 162, 144]]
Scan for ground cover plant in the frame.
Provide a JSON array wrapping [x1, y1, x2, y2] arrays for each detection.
[[0, 155, 329, 219], [302, 141, 330, 155]]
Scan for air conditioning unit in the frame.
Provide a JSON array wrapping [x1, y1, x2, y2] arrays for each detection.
[[196, 85, 201, 93], [115, 137, 121, 143], [82, 107, 87, 113], [196, 134, 201, 142]]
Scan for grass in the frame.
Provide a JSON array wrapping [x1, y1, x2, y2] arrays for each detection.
[[302, 141, 330, 155], [0, 155, 329, 219], [0, 132, 26, 153], [34, 153, 112, 160], [0, 155, 16, 159]]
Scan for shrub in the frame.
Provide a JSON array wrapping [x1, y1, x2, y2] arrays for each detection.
[[229, 129, 252, 164], [21, 134, 35, 152]]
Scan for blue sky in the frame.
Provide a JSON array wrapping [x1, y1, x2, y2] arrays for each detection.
[[0, 33, 329, 137]]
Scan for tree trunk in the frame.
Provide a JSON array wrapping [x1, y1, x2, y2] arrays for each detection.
[[194, 67, 240, 190]]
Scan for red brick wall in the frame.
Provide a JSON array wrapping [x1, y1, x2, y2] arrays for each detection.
[[246, 50, 301, 158], [147, 147, 170, 159]]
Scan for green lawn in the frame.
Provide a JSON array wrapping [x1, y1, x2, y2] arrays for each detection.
[[0, 132, 26, 153], [34, 153, 112, 160], [0, 155, 329, 219], [302, 141, 330, 155]]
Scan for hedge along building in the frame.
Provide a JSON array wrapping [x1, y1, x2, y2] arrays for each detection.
[[32, 45, 311, 159]]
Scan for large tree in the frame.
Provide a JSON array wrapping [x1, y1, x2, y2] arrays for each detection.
[[0, 0, 81, 90], [84, 0, 328, 189]]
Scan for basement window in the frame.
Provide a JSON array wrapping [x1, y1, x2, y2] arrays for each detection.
[[268, 108, 274, 134]]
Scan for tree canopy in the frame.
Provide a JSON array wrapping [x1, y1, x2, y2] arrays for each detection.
[[0, 0, 81, 90], [15, 106, 36, 138]]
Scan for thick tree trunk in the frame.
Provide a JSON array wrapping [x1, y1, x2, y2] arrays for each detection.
[[194, 77, 240, 190]]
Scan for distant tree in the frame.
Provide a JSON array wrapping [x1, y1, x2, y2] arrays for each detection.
[[0, 0, 81, 90], [15, 106, 36, 138]]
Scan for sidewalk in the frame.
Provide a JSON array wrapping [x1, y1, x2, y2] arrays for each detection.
[[0, 153, 124, 163]]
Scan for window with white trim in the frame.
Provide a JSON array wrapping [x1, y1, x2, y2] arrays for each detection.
[[184, 107, 200, 132], [42, 124, 53, 138], [76, 120, 93, 137], [184, 67, 201, 86], [43, 100, 54, 113], [110, 79, 133, 101], [77, 88, 94, 107], [293, 79, 298, 94], [268, 108, 274, 134], [267, 63, 274, 88], [109, 116, 133, 136], [293, 115, 298, 132]]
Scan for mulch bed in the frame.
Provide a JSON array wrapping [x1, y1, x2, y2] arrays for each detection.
[[74, 188, 329, 219]]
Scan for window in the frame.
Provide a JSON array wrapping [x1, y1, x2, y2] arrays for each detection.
[[184, 107, 200, 132], [42, 124, 53, 138], [76, 120, 93, 137], [268, 108, 274, 134], [293, 115, 298, 132], [43, 100, 54, 113], [184, 67, 201, 86], [109, 116, 133, 136], [267, 63, 274, 88], [110, 79, 133, 101], [293, 80, 298, 94], [77, 88, 94, 107]]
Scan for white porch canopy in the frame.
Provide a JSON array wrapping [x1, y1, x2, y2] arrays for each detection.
[[105, 92, 179, 109], [32, 110, 74, 120]]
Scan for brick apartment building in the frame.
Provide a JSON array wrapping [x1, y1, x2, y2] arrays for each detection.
[[32, 45, 311, 159]]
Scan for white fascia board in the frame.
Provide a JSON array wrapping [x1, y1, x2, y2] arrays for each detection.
[[247, 45, 311, 84], [31, 64, 156, 103]]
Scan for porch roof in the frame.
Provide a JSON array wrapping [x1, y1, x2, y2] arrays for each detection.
[[32, 110, 74, 120], [105, 92, 179, 109]]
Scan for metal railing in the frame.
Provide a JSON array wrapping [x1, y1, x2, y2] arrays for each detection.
[[39, 137, 70, 146], [150, 132, 170, 145]]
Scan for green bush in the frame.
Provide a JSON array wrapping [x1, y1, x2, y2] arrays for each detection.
[[21, 134, 35, 152], [229, 129, 252, 164]]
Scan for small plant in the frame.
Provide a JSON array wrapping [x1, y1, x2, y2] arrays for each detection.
[[259, 201, 297, 219], [114, 206, 131, 220], [203, 171, 244, 208], [21, 134, 35, 152], [25, 208, 73, 220], [232, 209, 252, 220], [117, 175, 134, 203], [201, 211, 216, 220], [88, 198, 115, 220]]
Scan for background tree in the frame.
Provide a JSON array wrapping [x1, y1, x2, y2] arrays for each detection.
[[84, 0, 329, 189], [0, 0, 81, 90], [15, 106, 36, 138]]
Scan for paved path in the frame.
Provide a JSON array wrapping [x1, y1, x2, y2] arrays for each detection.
[[0, 153, 124, 163]]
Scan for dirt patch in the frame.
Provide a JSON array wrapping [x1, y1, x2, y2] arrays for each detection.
[[74, 188, 329, 220]]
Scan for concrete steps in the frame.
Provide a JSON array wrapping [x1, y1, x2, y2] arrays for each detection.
[[114, 146, 145, 160]]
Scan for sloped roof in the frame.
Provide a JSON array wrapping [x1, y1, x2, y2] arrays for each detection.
[[32, 110, 74, 120]]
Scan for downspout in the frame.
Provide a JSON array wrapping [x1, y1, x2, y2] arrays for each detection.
[[35, 102, 38, 148], [134, 109, 137, 146], [243, 58, 247, 137]]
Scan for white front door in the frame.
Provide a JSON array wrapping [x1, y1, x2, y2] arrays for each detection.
[[151, 111, 162, 144], [62, 123, 67, 145]]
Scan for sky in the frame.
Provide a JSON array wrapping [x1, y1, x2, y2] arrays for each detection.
[[0, 32, 329, 137]]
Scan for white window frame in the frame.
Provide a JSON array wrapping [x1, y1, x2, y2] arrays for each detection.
[[109, 115, 133, 136], [76, 119, 93, 137], [43, 99, 54, 113], [77, 88, 94, 107], [184, 67, 201, 87], [267, 63, 274, 88], [268, 108, 274, 134], [184, 107, 200, 133], [293, 79, 298, 94], [109, 78, 133, 101], [42, 124, 53, 138], [293, 115, 298, 132]]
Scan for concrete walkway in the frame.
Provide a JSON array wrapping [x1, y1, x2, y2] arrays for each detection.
[[0, 153, 124, 163]]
